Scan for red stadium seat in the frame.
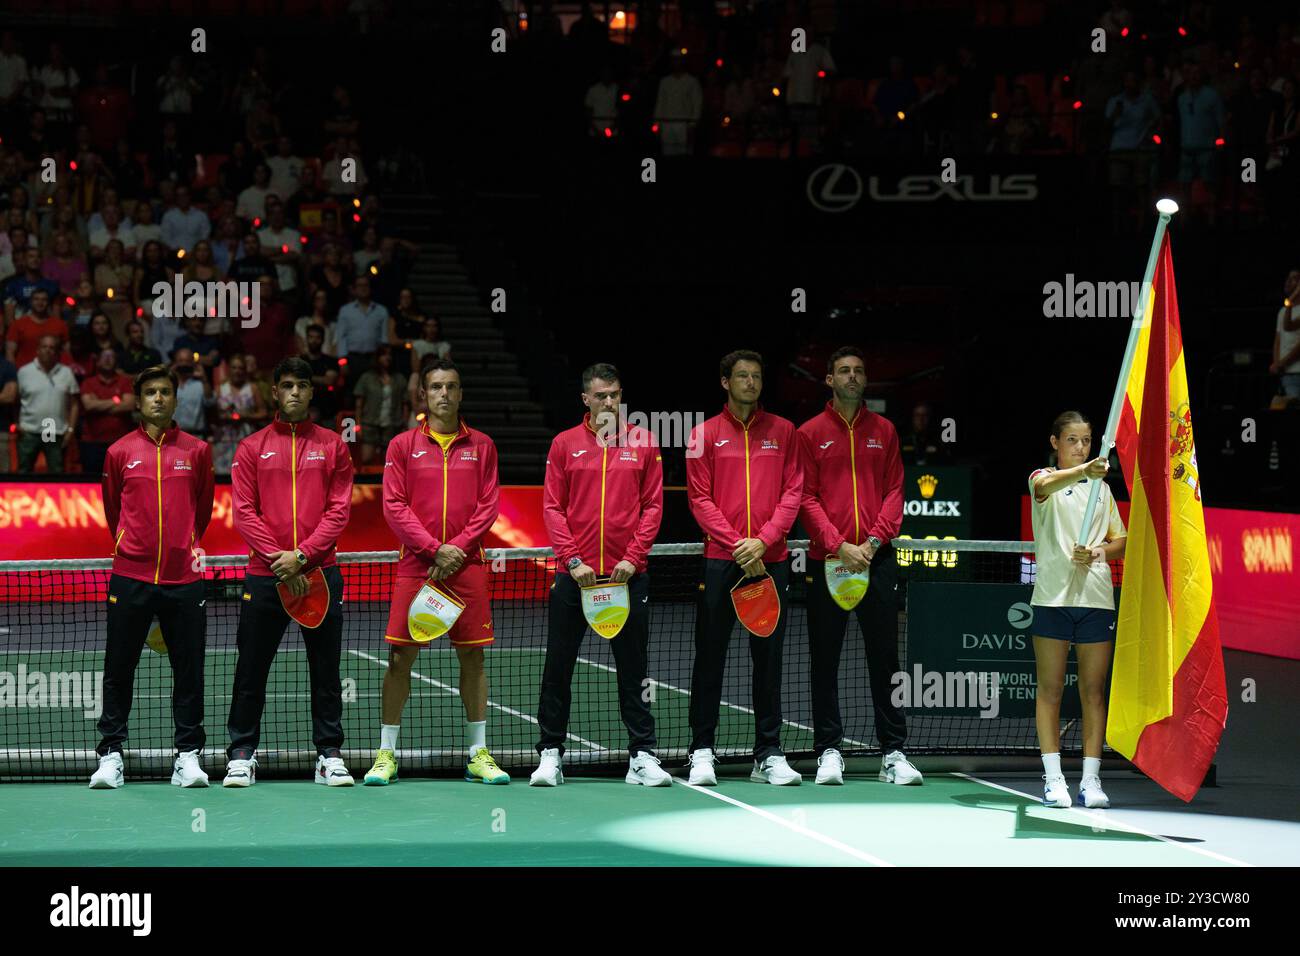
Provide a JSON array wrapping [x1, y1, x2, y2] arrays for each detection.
[[192, 154, 228, 190]]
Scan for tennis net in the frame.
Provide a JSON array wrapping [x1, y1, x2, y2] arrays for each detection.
[[0, 539, 1120, 780]]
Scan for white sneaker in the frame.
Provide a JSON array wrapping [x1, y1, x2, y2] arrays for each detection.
[[626, 751, 672, 787], [880, 750, 923, 785], [89, 752, 124, 789], [751, 754, 802, 786], [529, 748, 564, 787], [171, 750, 209, 788], [1043, 774, 1071, 808], [687, 748, 717, 786], [223, 756, 258, 788], [314, 755, 354, 786], [815, 748, 845, 785], [1077, 775, 1111, 809]]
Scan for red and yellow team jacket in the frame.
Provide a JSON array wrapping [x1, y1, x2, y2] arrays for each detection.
[[231, 415, 354, 577], [102, 422, 215, 585], [797, 401, 905, 561], [382, 419, 500, 578], [542, 415, 664, 576], [686, 404, 803, 562]]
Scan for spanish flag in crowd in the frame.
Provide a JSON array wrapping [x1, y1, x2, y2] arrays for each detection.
[[1109, 234, 1228, 802]]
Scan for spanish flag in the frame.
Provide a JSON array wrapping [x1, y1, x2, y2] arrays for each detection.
[[1109, 234, 1227, 802]]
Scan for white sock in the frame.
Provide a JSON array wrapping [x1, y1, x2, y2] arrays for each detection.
[[381, 724, 399, 751], [467, 720, 486, 755], [1042, 752, 1062, 778], [1083, 756, 1101, 779]]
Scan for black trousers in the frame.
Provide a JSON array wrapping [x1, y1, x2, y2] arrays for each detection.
[[97, 575, 207, 756], [806, 546, 908, 755], [690, 558, 790, 761], [536, 572, 656, 758], [227, 566, 345, 759]]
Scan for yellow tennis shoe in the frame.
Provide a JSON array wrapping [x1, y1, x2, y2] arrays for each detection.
[[465, 747, 510, 784], [364, 749, 398, 785]]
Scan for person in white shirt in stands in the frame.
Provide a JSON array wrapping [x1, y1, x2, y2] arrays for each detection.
[[584, 64, 620, 137], [783, 35, 835, 147], [236, 164, 274, 224], [129, 200, 161, 255], [1269, 268, 1300, 400], [16, 334, 79, 472], [265, 136, 304, 203], [32, 42, 78, 128], [88, 205, 137, 263], [87, 188, 131, 235], [160, 185, 211, 257], [654, 51, 703, 157], [322, 138, 368, 199], [1027, 410, 1127, 811], [0, 31, 30, 125], [256, 199, 302, 297]]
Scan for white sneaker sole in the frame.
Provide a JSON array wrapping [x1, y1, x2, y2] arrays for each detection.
[[751, 772, 802, 786], [1043, 792, 1071, 808], [687, 772, 717, 786], [88, 775, 122, 789], [223, 775, 254, 788], [879, 769, 924, 785], [529, 772, 564, 787], [315, 775, 354, 786], [815, 772, 844, 785], [625, 771, 673, 787], [1078, 792, 1110, 809], [171, 774, 209, 788]]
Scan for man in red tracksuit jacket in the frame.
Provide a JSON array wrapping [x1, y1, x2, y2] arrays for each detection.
[[224, 356, 355, 787], [369, 356, 506, 785], [91, 365, 215, 790], [798, 346, 921, 787], [530, 362, 669, 787], [686, 349, 804, 786]]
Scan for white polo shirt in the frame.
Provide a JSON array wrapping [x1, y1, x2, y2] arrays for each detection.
[[17, 360, 79, 434], [1028, 467, 1126, 609]]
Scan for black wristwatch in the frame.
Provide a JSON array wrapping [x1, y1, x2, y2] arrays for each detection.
[[566, 556, 583, 571], [296, 549, 307, 565], [867, 536, 882, 551]]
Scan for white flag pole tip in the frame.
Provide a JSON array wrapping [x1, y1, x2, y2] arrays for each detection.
[[1155, 198, 1179, 215]]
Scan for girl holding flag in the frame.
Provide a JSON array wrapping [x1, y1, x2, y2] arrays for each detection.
[[1028, 411, 1127, 809]]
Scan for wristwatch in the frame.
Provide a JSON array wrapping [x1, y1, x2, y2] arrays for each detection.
[[867, 536, 882, 551], [566, 556, 583, 571], [295, 549, 307, 566]]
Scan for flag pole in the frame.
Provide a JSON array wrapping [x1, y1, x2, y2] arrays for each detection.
[[1077, 199, 1179, 545]]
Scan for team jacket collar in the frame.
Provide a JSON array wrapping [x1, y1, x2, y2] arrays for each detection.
[[419, 417, 471, 446], [136, 421, 180, 446], [271, 413, 314, 436], [721, 403, 764, 430], [582, 412, 629, 445], [825, 400, 864, 429]]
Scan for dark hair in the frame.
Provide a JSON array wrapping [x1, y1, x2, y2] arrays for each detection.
[[827, 345, 865, 374], [304, 322, 325, 339], [1050, 410, 1091, 439], [582, 362, 620, 391], [133, 365, 179, 396], [273, 356, 314, 385], [720, 349, 763, 379], [420, 356, 460, 389]]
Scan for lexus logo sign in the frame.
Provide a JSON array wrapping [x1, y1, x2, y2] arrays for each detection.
[[806, 164, 863, 213]]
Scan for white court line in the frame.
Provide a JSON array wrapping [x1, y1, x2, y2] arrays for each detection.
[[346, 648, 607, 753], [950, 772, 1253, 868], [575, 654, 870, 749], [672, 778, 894, 866]]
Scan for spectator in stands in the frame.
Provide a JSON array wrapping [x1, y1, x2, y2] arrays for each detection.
[[210, 214, 243, 275], [181, 240, 229, 337], [0, 31, 29, 130], [874, 55, 919, 127], [78, 65, 132, 153], [352, 225, 381, 276], [156, 55, 201, 133], [71, 309, 119, 371], [723, 62, 758, 131], [33, 41, 79, 133], [1231, 68, 1280, 159], [201, 184, 235, 226], [1098, 0, 1133, 41], [16, 107, 50, 158], [370, 236, 417, 309], [390, 287, 428, 345], [995, 83, 1042, 154], [4, 250, 61, 323], [129, 200, 161, 253], [1265, 77, 1298, 202], [236, 162, 273, 223], [410, 314, 450, 365], [323, 84, 360, 139], [160, 185, 212, 257], [16, 334, 78, 472], [94, 238, 134, 337], [105, 138, 144, 198], [134, 240, 174, 328], [88, 203, 136, 262], [287, 164, 331, 233], [170, 347, 213, 438], [296, 287, 339, 355], [301, 322, 340, 426], [0, 351, 15, 471], [152, 118, 193, 185], [42, 231, 88, 297], [238, 273, 292, 374], [1106, 71, 1161, 225], [1177, 64, 1226, 194], [352, 343, 404, 465], [220, 139, 257, 196], [900, 401, 951, 466], [784, 33, 836, 150], [229, 232, 274, 284], [1270, 269, 1300, 400], [307, 242, 351, 320], [256, 198, 302, 299], [77, 346, 135, 475], [953, 44, 992, 152], [66, 277, 97, 330], [322, 137, 369, 198], [173, 312, 221, 372], [86, 188, 128, 235], [654, 51, 703, 156], [584, 64, 620, 137], [212, 352, 268, 472], [245, 98, 280, 153], [266, 135, 303, 203], [916, 61, 957, 154], [117, 318, 162, 376], [0, 224, 30, 283], [335, 272, 388, 384]]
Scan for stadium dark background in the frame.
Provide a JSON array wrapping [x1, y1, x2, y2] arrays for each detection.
[[1, 0, 1297, 542]]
